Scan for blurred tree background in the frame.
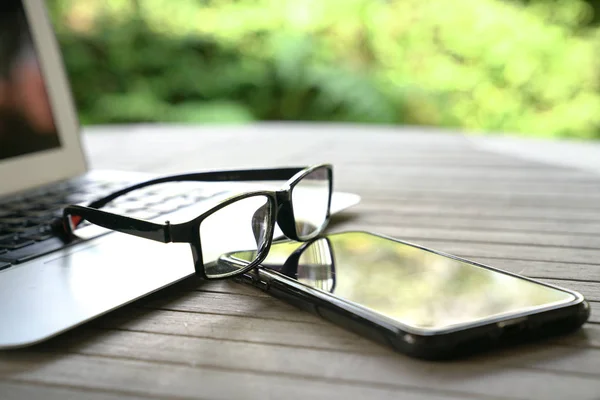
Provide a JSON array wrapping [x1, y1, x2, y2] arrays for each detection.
[[48, 0, 600, 138]]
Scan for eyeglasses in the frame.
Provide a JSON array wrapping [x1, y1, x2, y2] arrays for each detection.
[[55, 164, 333, 279]]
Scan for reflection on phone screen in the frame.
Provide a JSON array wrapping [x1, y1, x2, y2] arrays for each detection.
[[225, 232, 576, 331]]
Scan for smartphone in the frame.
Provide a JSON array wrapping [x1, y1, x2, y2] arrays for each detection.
[[222, 231, 590, 359]]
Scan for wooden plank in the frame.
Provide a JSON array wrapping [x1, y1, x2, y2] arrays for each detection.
[[45, 327, 600, 372], [342, 157, 549, 168], [341, 189, 600, 210], [197, 279, 269, 297], [330, 224, 600, 251], [356, 201, 600, 222], [2, 341, 600, 399], [339, 178, 600, 196], [336, 164, 600, 182], [86, 126, 473, 172], [41, 329, 600, 384], [589, 303, 599, 324], [333, 165, 600, 183], [352, 187, 600, 210], [141, 290, 326, 324], [160, 276, 270, 298], [332, 156, 565, 169], [96, 308, 381, 353], [0, 381, 151, 400], [557, 324, 600, 349], [0, 353, 490, 400], [84, 124, 600, 180], [332, 212, 600, 236]]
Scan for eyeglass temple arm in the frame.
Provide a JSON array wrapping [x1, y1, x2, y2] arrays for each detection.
[[59, 205, 174, 243], [88, 167, 307, 209]]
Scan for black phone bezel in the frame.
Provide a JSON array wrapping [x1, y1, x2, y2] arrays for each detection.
[[236, 230, 590, 360]]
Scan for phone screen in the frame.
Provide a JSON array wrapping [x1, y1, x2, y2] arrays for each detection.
[[226, 232, 576, 331]]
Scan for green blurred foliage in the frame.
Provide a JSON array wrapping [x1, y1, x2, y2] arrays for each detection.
[[49, 0, 600, 138]]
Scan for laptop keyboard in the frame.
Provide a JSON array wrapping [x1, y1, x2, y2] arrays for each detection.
[[0, 177, 225, 270]]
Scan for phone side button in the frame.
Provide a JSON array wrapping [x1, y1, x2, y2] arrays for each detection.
[[497, 317, 527, 339], [255, 280, 269, 291]]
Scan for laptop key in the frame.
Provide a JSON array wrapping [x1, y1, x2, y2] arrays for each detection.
[[21, 233, 54, 242], [0, 238, 68, 264], [0, 231, 15, 241], [0, 217, 32, 227], [149, 201, 181, 215], [0, 233, 19, 242], [0, 237, 35, 250], [9, 224, 52, 237], [128, 210, 162, 220], [0, 210, 14, 218], [24, 209, 63, 219], [6, 225, 42, 234], [35, 195, 67, 206], [0, 262, 11, 271], [3, 202, 36, 212], [21, 209, 51, 218]]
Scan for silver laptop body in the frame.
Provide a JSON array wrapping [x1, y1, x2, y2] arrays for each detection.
[[0, 0, 359, 349]]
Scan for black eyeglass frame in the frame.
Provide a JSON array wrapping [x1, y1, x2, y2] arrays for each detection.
[[57, 164, 333, 280]]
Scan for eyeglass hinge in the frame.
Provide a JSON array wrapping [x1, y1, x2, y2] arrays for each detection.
[[164, 221, 172, 243]]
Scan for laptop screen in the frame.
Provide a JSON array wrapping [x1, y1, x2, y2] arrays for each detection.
[[0, 0, 61, 162]]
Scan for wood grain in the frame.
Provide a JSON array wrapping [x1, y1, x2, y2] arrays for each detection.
[[141, 290, 325, 323], [2, 125, 599, 400], [333, 212, 600, 236], [0, 381, 152, 400], [0, 353, 498, 400], [354, 201, 600, 223]]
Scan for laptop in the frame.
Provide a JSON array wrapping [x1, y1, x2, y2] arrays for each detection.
[[0, 0, 359, 349]]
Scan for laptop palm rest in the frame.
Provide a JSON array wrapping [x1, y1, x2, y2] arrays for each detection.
[[0, 233, 193, 349]]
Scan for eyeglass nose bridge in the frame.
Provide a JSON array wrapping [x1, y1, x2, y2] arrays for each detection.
[[274, 189, 299, 240], [275, 189, 291, 204]]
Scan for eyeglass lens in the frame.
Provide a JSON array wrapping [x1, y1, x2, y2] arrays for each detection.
[[200, 195, 272, 278]]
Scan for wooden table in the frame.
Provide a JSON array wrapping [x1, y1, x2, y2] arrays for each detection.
[[2, 124, 599, 399]]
